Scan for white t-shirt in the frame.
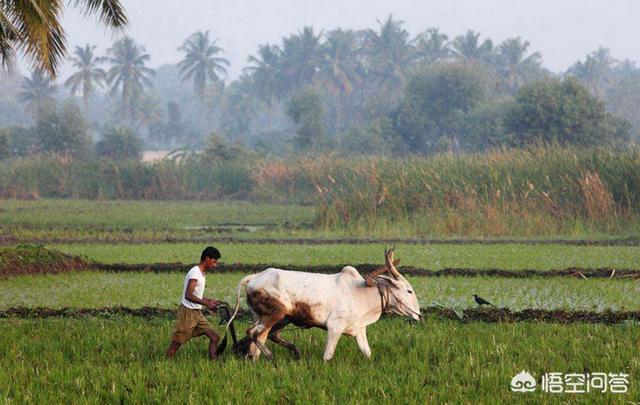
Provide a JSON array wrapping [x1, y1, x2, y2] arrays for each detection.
[[180, 266, 206, 309]]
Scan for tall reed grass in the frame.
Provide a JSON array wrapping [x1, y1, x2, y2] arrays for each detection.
[[1, 147, 639, 236], [0, 155, 254, 200], [253, 147, 640, 236]]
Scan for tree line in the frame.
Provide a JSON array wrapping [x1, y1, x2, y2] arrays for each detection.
[[1, 15, 639, 160]]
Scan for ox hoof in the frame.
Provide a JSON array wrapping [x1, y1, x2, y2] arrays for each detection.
[[255, 344, 273, 360], [263, 350, 274, 360]]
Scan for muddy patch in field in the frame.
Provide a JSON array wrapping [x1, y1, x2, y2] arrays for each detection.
[[424, 307, 640, 324], [92, 262, 640, 279], [0, 245, 88, 277], [182, 225, 266, 233], [2, 235, 640, 245], [2, 306, 639, 325], [1, 246, 638, 279]]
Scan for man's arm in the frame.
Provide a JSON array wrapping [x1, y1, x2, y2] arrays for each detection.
[[184, 279, 218, 310]]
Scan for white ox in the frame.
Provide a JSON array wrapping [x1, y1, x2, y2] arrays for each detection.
[[226, 248, 421, 361]]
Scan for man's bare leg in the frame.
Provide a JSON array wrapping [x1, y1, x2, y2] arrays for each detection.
[[166, 341, 181, 359], [205, 331, 220, 360]]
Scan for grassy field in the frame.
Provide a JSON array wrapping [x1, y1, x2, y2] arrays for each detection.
[[0, 199, 314, 227], [1, 272, 639, 311], [3, 197, 639, 402], [0, 316, 637, 403], [3, 199, 640, 241], [49, 243, 640, 270], [9, 225, 640, 245]]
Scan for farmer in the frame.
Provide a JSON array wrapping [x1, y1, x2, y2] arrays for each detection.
[[165, 246, 222, 360]]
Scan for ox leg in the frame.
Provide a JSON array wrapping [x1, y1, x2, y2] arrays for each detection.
[[249, 313, 286, 361], [355, 328, 372, 358], [245, 308, 262, 359], [323, 326, 345, 362], [246, 322, 265, 360], [247, 321, 273, 360], [269, 330, 301, 360]]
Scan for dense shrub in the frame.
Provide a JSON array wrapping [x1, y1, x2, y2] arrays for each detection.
[[2, 126, 37, 157], [0, 129, 8, 160], [95, 126, 143, 160], [286, 89, 326, 151], [457, 101, 511, 151], [35, 103, 93, 158], [506, 77, 631, 147], [395, 63, 490, 154]]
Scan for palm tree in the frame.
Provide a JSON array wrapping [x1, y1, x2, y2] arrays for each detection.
[[415, 28, 450, 64], [280, 26, 323, 92], [133, 93, 163, 131], [221, 74, 257, 141], [178, 31, 230, 109], [0, 0, 126, 76], [245, 44, 283, 105], [364, 15, 415, 95], [104, 37, 155, 125], [317, 29, 361, 130], [64, 44, 106, 110], [452, 30, 493, 64], [569, 47, 613, 97], [496, 37, 541, 94], [18, 69, 57, 116], [612, 59, 638, 81], [244, 44, 284, 129]]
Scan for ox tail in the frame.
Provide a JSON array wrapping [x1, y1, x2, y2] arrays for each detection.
[[225, 273, 257, 330]]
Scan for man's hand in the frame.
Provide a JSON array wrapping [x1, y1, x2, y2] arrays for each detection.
[[206, 299, 219, 311]]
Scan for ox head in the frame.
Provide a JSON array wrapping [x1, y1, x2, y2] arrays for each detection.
[[365, 247, 421, 321]]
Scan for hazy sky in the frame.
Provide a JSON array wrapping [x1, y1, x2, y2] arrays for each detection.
[[40, 0, 640, 80]]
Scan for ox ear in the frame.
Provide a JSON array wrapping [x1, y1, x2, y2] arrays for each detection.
[[365, 266, 388, 287]]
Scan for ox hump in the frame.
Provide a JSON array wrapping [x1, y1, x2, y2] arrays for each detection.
[[339, 265, 363, 280]]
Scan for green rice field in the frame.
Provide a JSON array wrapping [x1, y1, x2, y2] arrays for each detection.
[[0, 199, 314, 227], [50, 242, 640, 270], [1, 200, 639, 403], [0, 317, 637, 403], [1, 272, 639, 312]]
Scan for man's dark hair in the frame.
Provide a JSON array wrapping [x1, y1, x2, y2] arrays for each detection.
[[200, 246, 221, 262]]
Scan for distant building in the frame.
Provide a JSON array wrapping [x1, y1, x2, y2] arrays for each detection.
[[141, 150, 170, 163]]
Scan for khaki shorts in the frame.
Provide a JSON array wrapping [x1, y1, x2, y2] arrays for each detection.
[[171, 305, 214, 344]]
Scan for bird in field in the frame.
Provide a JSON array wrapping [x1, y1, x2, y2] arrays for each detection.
[[473, 294, 494, 307]]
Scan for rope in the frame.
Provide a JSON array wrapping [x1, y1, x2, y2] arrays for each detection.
[[374, 277, 422, 319]]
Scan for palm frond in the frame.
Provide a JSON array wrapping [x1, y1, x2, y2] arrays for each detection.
[[0, 9, 19, 72], [12, 0, 67, 75], [73, 0, 127, 28], [0, 0, 126, 76]]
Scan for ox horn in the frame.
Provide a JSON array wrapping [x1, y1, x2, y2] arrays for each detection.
[[364, 252, 401, 286], [385, 246, 402, 280]]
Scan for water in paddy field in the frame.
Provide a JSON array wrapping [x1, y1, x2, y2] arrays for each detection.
[[181, 225, 265, 233]]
